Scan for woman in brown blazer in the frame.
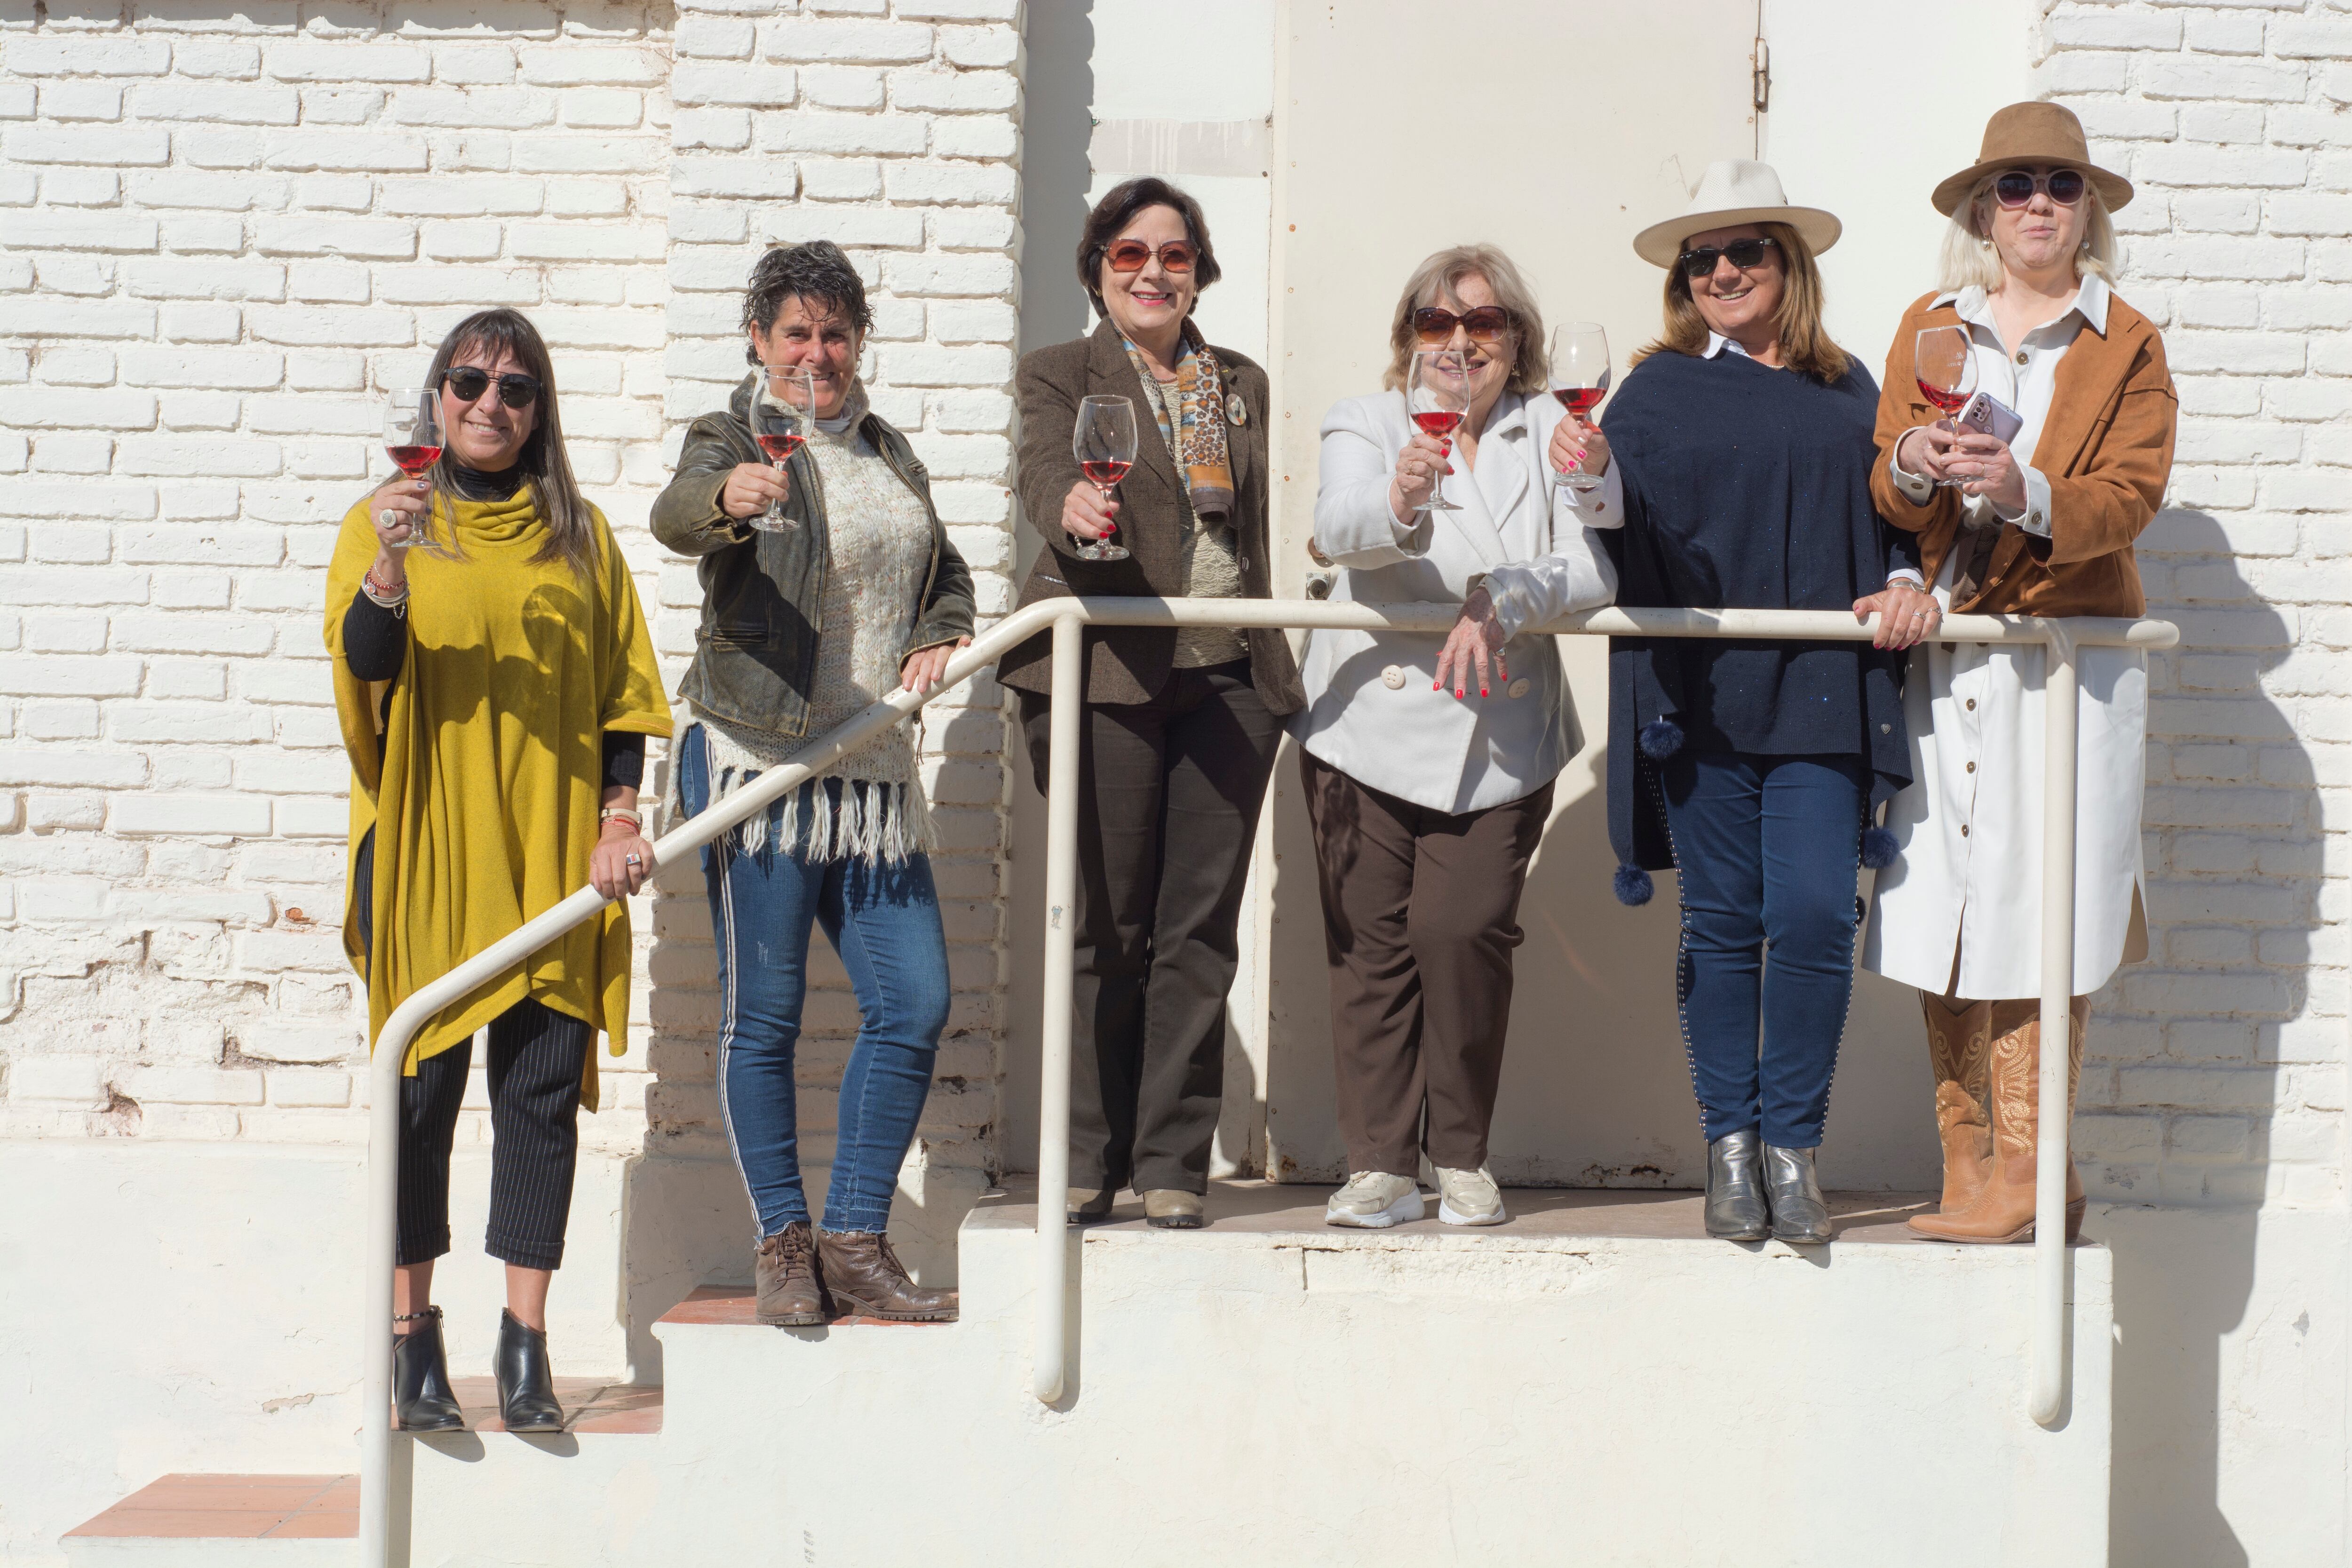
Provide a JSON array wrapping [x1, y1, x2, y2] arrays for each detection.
[[1856, 103, 2178, 1245], [999, 177, 1304, 1230]]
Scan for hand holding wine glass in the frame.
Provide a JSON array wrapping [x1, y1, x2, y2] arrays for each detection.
[[1071, 394, 1136, 562], [1405, 349, 1471, 513], [1546, 323, 1611, 491], [749, 364, 816, 531], [377, 387, 442, 551], [1912, 325, 1977, 489]]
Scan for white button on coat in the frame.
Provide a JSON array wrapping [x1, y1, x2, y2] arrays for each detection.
[[1381, 665, 1406, 690], [1507, 677, 1530, 699]]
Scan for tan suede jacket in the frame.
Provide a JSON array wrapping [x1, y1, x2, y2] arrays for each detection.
[[1871, 287, 2177, 619]]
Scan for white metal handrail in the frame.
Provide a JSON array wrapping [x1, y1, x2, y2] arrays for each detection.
[[358, 596, 2177, 1564]]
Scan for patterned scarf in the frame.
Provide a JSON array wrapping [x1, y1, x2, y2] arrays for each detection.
[[1122, 324, 1235, 523]]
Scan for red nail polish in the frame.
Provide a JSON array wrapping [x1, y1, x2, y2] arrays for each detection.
[[1480, 688, 1488, 697]]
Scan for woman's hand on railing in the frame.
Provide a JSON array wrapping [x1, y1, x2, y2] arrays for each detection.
[[1060, 481, 1119, 543], [1434, 587, 1508, 699], [1548, 415, 1610, 480], [900, 636, 973, 695], [588, 819, 654, 899], [1854, 581, 1943, 651]]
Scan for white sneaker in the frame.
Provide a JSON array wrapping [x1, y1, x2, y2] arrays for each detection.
[[1435, 1165, 1507, 1226], [1325, 1171, 1424, 1229]]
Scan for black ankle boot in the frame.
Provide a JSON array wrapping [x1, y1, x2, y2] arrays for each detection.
[[494, 1309, 564, 1433], [392, 1306, 463, 1432]]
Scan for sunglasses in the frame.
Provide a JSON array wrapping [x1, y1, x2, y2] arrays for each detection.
[[1412, 306, 1513, 345], [440, 366, 542, 408], [1677, 236, 1779, 278], [1994, 167, 2086, 208], [1104, 239, 1197, 274]]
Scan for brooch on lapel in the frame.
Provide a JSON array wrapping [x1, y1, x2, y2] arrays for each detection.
[[1226, 393, 1248, 427]]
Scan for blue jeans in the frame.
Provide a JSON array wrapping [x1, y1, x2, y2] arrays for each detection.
[[679, 725, 950, 1237], [1658, 751, 1866, 1149]]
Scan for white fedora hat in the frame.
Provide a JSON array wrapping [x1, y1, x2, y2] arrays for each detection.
[[1632, 159, 1842, 269]]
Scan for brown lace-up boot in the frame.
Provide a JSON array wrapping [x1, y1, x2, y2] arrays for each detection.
[[755, 1221, 826, 1327], [1909, 998, 2089, 1244], [815, 1230, 959, 1322], [1921, 994, 1995, 1213]]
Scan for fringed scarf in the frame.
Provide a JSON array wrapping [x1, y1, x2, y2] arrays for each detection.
[[1123, 323, 1235, 522]]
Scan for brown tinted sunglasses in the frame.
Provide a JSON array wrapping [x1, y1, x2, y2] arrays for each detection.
[[1412, 306, 1512, 344], [1105, 239, 1197, 273]]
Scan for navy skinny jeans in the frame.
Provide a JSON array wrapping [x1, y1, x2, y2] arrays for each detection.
[[680, 725, 950, 1239], [1658, 751, 1867, 1149]]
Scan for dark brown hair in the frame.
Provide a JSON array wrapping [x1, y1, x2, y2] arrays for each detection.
[[418, 309, 599, 576], [740, 240, 873, 365], [1632, 222, 1852, 383], [1075, 176, 1222, 319]]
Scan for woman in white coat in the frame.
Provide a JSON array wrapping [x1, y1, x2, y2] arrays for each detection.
[[1297, 244, 1621, 1230]]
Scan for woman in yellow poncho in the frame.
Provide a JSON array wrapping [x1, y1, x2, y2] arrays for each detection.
[[326, 309, 670, 1434]]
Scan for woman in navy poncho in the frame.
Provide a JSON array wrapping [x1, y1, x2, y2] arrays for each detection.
[[1600, 161, 1939, 1246]]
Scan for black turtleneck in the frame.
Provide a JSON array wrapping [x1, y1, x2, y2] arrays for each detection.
[[341, 467, 645, 790]]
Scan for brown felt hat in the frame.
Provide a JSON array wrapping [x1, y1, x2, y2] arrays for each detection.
[[1931, 102, 2132, 217]]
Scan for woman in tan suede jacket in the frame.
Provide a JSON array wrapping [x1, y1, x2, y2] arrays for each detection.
[[1858, 102, 2177, 1247]]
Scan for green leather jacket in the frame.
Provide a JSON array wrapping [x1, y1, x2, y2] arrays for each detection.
[[652, 374, 976, 738]]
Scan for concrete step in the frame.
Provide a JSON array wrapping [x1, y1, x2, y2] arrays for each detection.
[[65, 1183, 2114, 1566]]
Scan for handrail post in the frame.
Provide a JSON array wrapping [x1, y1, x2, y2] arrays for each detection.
[[358, 1013, 405, 1567], [1033, 612, 1083, 1403], [2031, 624, 2081, 1428]]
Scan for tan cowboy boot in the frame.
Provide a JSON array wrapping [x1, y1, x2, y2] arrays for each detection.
[[1920, 993, 1995, 1213], [1909, 998, 2088, 1244]]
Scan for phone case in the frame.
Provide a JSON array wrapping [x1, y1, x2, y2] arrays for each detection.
[[1958, 391, 2024, 446]]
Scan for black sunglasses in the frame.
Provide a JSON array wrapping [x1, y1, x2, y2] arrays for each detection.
[[1677, 236, 1779, 278], [1994, 167, 2086, 208], [1412, 306, 1513, 345], [441, 366, 542, 408]]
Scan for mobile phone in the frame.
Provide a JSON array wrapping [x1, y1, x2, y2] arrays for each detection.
[[1956, 390, 2023, 446]]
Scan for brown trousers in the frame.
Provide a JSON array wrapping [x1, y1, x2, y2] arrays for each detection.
[[1301, 750, 1551, 1178]]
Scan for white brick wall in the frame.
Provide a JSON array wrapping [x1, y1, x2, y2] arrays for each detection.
[[2041, 1, 2351, 1207], [0, 0, 1020, 1193]]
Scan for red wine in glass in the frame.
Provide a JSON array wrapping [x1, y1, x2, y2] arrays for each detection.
[[386, 443, 441, 478], [1553, 388, 1605, 418], [1081, 458, 1132, 488], [1914, 326, 1978, 487], [1915, 381, 1970, 416], [756, 431, 805, 463], [1412, 410, 1465, 438]]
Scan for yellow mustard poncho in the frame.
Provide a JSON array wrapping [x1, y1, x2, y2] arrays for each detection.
[[326, 488, 672, 1110]]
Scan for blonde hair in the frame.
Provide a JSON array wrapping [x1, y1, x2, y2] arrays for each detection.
[[1630, 221, 1851, 383], [1936, 170, 2115, 294], [1382, 244, 1547, 396]]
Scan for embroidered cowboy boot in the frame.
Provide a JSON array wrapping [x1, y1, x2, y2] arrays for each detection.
[[1920, 993, 1995, 1213], [1909, 998, 2088, 1244]]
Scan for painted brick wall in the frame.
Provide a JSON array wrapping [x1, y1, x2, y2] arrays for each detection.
[[0, 0, 1021, 1203], [2042, 0, 2351, 1206]]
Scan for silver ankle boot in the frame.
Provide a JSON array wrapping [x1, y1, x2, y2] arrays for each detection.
[[1763, 1145, 1832, 1245], [1705, 1130, 1769, 1241]]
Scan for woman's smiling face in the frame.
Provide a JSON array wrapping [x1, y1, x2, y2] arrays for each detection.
[[1097, 203, 1199, 343], [439, 341, 536, 470], [1682, 222, 1785, 345]]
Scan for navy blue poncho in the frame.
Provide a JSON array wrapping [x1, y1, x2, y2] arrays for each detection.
[[1599, 347, 1914, 900]]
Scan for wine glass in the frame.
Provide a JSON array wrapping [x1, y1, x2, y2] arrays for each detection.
[[1914, 326, 1978, 489], [1547, 323, 1612, 492], [751, 364, 816, 531], [381, 387, 442, 551], [1071, 394, 1136, 562], [1405, 349, 1471, 513]]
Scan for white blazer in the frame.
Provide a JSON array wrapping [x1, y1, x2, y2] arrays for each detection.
[[1293, 389, 1623, 814]]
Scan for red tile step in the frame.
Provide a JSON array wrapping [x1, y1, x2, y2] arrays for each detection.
[[66, 1475, 357, 1542]]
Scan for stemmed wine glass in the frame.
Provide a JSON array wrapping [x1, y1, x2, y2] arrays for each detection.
[[1914, 326, 1978, 489], [1405, 349, 1471, 513], [751, 364, 817, 530], [381, 387, 443, 551], [1071, 394, 1136, 562], [1547, 323, 1611, 491]]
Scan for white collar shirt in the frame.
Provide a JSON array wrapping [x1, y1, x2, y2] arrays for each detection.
[[1887, 271, 2112, 588], [1702, 332, 1756, 360]]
